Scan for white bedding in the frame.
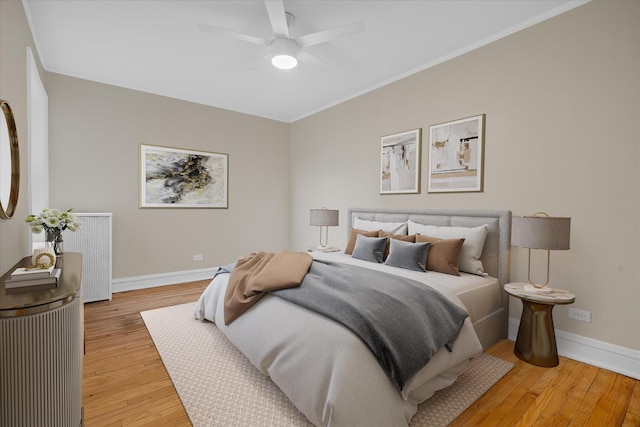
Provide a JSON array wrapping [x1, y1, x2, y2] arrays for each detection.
[[194, 252, 483, 426]]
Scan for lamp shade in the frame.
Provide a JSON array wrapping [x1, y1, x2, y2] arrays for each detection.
[[310, 208, 339, 227], [271, 38, 298, 70], [511, 216, 571, 250]]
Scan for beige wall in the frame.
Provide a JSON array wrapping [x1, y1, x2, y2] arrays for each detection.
[[290, 1, 640, 351], [0, 0, 46, 274], [45, 73, 291, 278]]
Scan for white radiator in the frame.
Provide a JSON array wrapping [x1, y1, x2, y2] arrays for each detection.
[[64, 213, 113, 303], [0, 298, 83, 426]]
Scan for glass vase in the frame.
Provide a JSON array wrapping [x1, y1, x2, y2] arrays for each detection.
[[45, 228, 64, 256]]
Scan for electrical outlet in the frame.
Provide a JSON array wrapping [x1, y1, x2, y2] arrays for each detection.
[[568, 308, 591, 323], [193, 254, 203, 262]]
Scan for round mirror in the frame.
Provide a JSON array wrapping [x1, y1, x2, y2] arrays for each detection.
[[0, 100, 20, 219]]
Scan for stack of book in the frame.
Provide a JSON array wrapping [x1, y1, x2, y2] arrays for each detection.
[[4, 266, 62, 289]]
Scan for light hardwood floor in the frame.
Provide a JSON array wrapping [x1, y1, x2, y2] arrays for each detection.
[[83, 281, 640, 426]]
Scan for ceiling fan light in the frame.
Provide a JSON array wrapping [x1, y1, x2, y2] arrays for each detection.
[[272, 54, 297, 69], [271, 38, 298, 69]]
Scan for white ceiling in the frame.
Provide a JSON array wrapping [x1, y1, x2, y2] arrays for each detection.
[[23, 0, 585, 123]]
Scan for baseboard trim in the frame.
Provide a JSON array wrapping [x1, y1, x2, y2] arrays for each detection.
[[509, 316, 640, 380], [112, 267, 218, 293]]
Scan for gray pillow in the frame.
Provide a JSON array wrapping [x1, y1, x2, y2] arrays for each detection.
[[384, 238, 431, 272], [351, 234, 387, 263]]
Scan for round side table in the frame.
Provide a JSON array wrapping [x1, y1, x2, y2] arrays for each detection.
[[504, 283, 575, 367]]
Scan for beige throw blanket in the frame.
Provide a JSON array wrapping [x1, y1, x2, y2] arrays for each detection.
[[224, 251, 312, 324]]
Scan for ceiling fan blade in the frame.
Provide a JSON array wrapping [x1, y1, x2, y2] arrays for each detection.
[[264, 0, 289, 38], [247, 54, 273, 72], [298, 50, 332, 71], [297, 21, 365, 48], [198, 23, 270, 46]]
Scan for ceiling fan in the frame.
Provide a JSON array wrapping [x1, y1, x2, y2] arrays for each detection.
[[198, 0, 365, 70]]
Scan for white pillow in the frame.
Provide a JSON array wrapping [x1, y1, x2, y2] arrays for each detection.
[[408, 220, 489, 275], [353, 217, 408, 235]]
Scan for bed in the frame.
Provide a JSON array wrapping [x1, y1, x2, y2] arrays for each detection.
[[194, 208, 511, 426]]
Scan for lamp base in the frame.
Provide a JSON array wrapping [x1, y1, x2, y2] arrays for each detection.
[[309, 246, 340, 253], [523, 284, 553, 294]]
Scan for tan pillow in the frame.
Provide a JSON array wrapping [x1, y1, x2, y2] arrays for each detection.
[[415, 235, 465, 276], [378, 231, 416, 259], [345, 228, 380, 254]]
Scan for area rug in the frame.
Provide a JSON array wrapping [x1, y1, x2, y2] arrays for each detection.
[[141, 302, 513, 427]]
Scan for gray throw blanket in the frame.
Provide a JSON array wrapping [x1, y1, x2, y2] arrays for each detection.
[[271, 259, 469, 392]]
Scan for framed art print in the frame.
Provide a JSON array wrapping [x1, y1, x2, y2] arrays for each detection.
[[140, 144, 228, 208], [380, 128, 421, 194], [427, 114, 485, 193]]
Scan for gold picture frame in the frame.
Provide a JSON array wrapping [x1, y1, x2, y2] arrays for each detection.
[[427, 114, 485, 193], [380, 128, 421, 194], [140, 144, 228, 208]]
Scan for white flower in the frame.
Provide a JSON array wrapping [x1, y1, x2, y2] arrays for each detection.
[[60, 211, 76, 222], [25, 208, 80, 235], [44, 216, 61, 228], [66, 222, 83, 232]]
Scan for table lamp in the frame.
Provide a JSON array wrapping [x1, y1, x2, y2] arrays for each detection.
[[511, 212, 571, 293], [310, 208, 339, 252]]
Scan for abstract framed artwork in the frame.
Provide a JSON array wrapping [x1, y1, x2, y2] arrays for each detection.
[[140, 144, 228, 208], [427, 114, 485, 193], [380, 128, 421, 194]]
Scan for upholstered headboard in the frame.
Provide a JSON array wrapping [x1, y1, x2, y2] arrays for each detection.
[[348, 208, 512, 348]]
